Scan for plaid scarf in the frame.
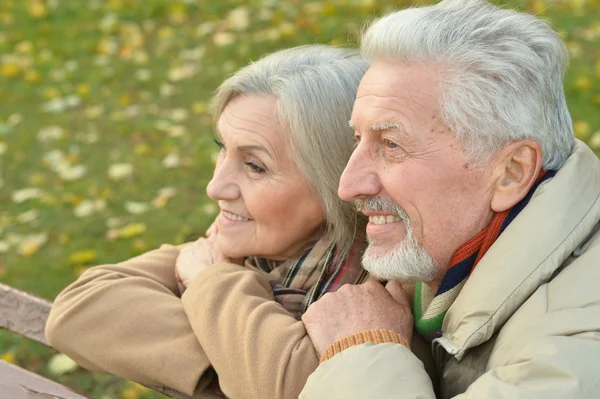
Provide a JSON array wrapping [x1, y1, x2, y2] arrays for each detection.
[[245, 238, 368, 319], [414, 170, 556, 341]]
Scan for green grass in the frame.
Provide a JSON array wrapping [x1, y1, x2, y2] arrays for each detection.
[[1, 0, 599, 397]]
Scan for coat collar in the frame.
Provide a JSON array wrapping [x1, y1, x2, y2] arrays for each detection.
[[442, 140, 600, 360]]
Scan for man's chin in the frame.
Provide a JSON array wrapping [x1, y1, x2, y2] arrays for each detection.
[[362, 244, 438, 282]]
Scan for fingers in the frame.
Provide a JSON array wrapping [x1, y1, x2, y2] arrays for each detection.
[[385, 280, 410, 308]]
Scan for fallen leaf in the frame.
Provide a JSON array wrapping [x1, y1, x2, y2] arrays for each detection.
[[74, 199, 106, 218], [12, 188, 45, 203], [1, 352, 16, 364], [125, 201, 150, 215], [162, 153, 181, 168], [108, 163, 133, 180], [18, 233, 48, 257], [47, 353, 78, 376], [68, 249, 98, 265]]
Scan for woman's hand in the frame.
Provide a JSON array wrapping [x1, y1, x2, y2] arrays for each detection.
[[175, 238, 217, 292], [175, 224, 244, 293]]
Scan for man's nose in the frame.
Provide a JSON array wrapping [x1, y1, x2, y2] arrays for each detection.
[[206, 158, 240, 201], [338, 144, 381, 201]]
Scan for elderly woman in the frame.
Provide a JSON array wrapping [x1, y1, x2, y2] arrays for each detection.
[[45, 45, 369, 399]]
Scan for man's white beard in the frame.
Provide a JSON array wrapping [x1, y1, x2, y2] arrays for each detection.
[[362, 231, 438, 281], [357, 197, 439, 282]]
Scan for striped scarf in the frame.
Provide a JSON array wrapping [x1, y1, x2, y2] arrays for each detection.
[[414, 170, 556, 341], [245, 238, 368, 320]]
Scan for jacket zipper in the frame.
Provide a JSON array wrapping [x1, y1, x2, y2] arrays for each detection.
[[431, 337, 460, 380]]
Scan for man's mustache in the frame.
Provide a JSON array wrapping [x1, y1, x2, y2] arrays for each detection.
[[354, 197, 411, 225]]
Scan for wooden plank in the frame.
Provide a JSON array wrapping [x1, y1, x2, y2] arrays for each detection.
[[0, 283, 224, 398], [0, 360, 91, 399], [0, 283, 51, 346]]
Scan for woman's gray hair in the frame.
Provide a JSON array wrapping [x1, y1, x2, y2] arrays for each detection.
[[361, 0, 574, 169], [212, 45, 369, 258]]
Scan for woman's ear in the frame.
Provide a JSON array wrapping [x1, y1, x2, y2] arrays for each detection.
[[490, 140, 542, 213]]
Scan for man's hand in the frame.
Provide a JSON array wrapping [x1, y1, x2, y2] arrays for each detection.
[[301, 280, 413, 356]]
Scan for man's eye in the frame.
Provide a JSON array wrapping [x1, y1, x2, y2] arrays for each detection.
[[383, 139, 398, 149], [353, 136, 361, 148]]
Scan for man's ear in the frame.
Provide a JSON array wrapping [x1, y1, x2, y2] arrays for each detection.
[[490, 141, 542, 213]]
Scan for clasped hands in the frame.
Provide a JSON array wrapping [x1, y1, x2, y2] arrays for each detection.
[[175, 223, 414, 357], [175, 222, 242, 292]]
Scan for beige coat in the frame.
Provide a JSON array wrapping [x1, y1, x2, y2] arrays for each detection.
[[45, 247, 320, 398], [301, 140, 600, 399]]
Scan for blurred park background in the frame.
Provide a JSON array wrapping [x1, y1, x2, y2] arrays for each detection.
[[1, 0, 599, 397]]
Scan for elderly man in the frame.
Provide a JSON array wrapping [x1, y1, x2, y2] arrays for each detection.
[[300, 0, 600, 398]]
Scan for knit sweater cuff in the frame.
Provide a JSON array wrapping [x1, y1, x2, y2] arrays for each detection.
[[319, 329, 410, 363]]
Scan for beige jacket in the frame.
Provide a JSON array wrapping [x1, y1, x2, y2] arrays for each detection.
[[45, 247, 320, 398], [301, 140, 600, 399]]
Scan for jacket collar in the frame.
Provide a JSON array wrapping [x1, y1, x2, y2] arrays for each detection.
[[442, 140, 600, 360]]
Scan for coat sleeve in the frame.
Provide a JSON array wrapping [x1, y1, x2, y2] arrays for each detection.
[[45, 244, 212, 396], [181, 263, 320, 399], [300, 332, 600, 399]]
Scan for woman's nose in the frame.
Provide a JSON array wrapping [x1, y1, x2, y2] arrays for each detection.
[[206, 159, 240, 201], [338, 144, 381, 201]]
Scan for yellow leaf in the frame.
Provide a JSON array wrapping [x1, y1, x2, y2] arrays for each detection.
[[118, 223, 147, 238], [18, 233, 48, 257], [68, 249, 98, 266], [1, 352, 16, 364], [43, 87, 61, 99], [575, 76, 591, 91], [0, 63, 20, 78], [133, 239, 147, 253], [118, 94, 132, 106], [16, 41, 33, 54], [109, 0, 123, 11], [152, 196, 168, 208], [27, 1, 47, 18], [323, 4, 336, 16], [574, 120, 591, 140], [158, 26, 175, 39], [121, 387, 140, 399], [192, 102, 206, 114], [25, 69, 41, 82], [132, 383, 150, 393], [134, 143, 150, 155], [531, 0, 547, 14], [28, 172, 46, 185], [76, 84, 91, 97]]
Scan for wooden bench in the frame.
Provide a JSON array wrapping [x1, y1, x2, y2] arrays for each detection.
[[0, 283, 224, 399]]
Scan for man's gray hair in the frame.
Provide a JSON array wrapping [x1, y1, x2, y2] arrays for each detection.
[[213, 45, 369, 258], [361, 0, 574, 169]]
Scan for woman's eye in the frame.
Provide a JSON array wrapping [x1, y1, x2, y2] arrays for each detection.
[[245, 162, 266, 174], [383, 139, 398, 149], [213, 138, 225, 151]]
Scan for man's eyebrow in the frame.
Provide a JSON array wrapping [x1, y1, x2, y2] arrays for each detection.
[[369, 122, 408, 134], [348, 120, 408, 134], [236, 145, 272, 158]]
